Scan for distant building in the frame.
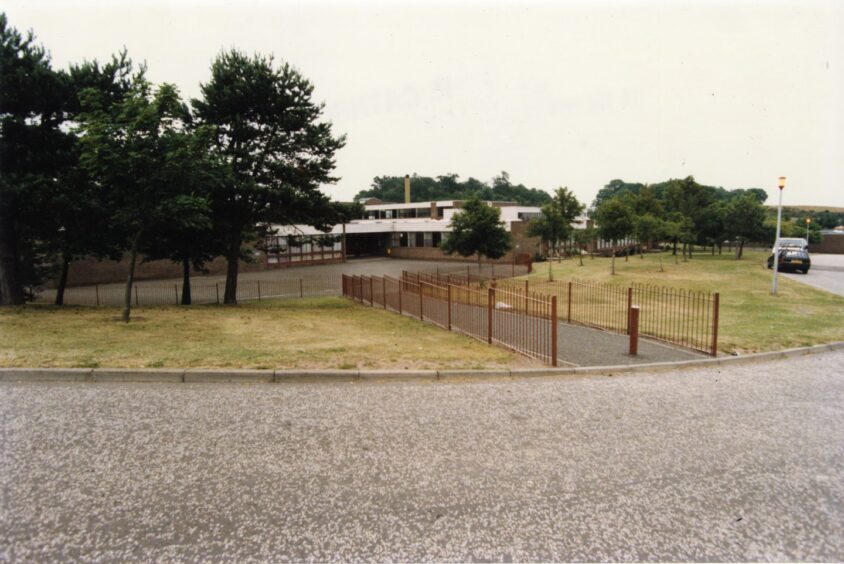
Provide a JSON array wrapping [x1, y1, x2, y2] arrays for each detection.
[[265, 200, 546, 266]]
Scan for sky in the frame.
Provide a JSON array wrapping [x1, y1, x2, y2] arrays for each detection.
[[5, 0, 843, 208]]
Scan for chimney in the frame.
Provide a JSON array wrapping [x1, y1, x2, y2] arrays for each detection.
[[404, 174, 410, 204]]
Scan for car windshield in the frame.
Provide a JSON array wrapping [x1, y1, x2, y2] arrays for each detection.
[[777, 238, 805, 248]]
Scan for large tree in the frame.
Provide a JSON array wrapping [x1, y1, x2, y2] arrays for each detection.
[[77, 79, 210, 321], [725, 193, 766, 259], [193, 50, 345, 304], [441, 195, 512, 266], [0, 14, 67, 304]]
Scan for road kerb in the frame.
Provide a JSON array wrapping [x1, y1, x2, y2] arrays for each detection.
[[0, 368, 92, 382], [185, 370, 274, 383]]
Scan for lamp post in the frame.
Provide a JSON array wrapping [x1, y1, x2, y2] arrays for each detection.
[[805, 218, 811, 241], [771, 176, 786, 296]]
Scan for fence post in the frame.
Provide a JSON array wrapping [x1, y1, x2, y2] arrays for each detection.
[[419, 283, 424, 321], [299, 278, 304, 298], [175, 284, 179, 305], [447, 284, 452, 330], [258, 280, 262, 301], [215, 283, 220, 304], [711, 293, 720, 357], [629, 305, 640, 355], [551, 295, 558, 367], [626, 287, 633, 334], [487, 287, 494, 344], [383, 277, 387, 309], [525, 280, 530, 315], [95, 284, 100, 307], [567, 281, 572, 324]]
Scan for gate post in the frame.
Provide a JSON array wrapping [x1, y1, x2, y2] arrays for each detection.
[[447, 284, 452, 330], [711, 293, 720, 356], [487, 287, 494, 344], [629, 305, 640, 355], [551, 295, 558, 366], [626, 286, 633, 334]]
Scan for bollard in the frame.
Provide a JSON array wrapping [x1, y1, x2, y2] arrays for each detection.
[[629, 305, 640, 356]]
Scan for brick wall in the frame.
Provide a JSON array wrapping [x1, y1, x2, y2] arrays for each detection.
[[809, 234, 844, 254]]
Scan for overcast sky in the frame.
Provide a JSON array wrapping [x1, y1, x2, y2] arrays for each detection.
[[6, 0, 843, 207]]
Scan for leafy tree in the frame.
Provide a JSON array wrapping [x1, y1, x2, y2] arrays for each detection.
[[593, 198, 635, 275], [441, 195, 512, 267], [725, 193, 766, 259], [77, 79, 210, 321], [571, 227, 595, 266], [526, 187, 584, 257], [633, 214, 663, 259], [47, 53, 137, 305], [192, 50, 345, 304], [0, 14, 68, 304]]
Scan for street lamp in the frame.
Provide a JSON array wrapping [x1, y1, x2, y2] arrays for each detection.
[[806, 218, 811, 241], [771, 176, 786, 295]]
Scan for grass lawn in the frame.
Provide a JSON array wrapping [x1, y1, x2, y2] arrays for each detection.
[[0, 297, 533, 370], [528, 249, 844, 354]]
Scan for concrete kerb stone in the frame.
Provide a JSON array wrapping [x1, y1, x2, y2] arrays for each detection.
[[0, 368, 92, 382], [185, 369, 274, 384], [92, 368, 185, 383], [359, 369, 437, 382], [2, 342, 842, 385], [437, 369, 511, 381], [274, 369, 359, 383]]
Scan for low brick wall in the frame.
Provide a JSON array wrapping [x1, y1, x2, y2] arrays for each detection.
[[809, 234, 844, 254]]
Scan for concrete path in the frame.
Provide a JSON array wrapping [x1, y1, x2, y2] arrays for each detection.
[[2, 349, 843, 561], [783, 253, 844, 297]]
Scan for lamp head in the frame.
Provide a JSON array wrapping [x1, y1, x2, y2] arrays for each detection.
[[778, 176, 786, 189]]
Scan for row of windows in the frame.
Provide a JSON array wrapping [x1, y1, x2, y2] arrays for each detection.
[[365, 207, 446, 220], [389, 232, 444, 248]]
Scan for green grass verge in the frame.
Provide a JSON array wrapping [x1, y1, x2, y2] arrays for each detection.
[[0, 297, 532, 370], [529, 249, 844, 354]]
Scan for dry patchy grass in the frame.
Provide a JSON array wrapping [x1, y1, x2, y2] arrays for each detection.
[[528, 250, 844, 354], [0, 297, 533, 370]]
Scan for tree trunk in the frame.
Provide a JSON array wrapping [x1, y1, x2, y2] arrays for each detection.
[[0, 200, 24, 306], [578, 247, 583, 266], [181, 258, 192, 305], [55, 254, 70, 306], [548, 259, 553, 281], [122, 234, 140, 323], [640, 241, 644, 259], [689, 243, 693, 259], [672, 238, 678, 256], [737, 240, 745, 260], [223, 233, 241, 305], [718, 243, 722, 255], [625, 245, 629, 262], [659, 252, 664, 272], [611, 242, 616, 275]]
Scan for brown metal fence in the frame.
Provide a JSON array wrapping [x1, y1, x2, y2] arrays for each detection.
[[343, 274, 557, 365], [38, 277, 343, 307], [495, 278, 719, 356]]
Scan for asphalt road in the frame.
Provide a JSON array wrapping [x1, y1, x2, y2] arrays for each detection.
[[2, 351, 844, 561], [783, 253, 844, 297]]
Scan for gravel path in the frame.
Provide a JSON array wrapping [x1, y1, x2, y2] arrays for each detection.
[[2, 351, 843, 561]]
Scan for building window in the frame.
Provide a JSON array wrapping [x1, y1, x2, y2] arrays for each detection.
[[432, 232, 442, 247], [415, 232, 425, 247], [423, 232, 433, 247]]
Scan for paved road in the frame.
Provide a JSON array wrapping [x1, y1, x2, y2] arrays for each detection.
[[2, 350, 843, 561], [783, 253, 844, 297]]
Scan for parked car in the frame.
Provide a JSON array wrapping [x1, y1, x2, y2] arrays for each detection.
[[767, 247, 811, 273], [772, 237, 808, 252]]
